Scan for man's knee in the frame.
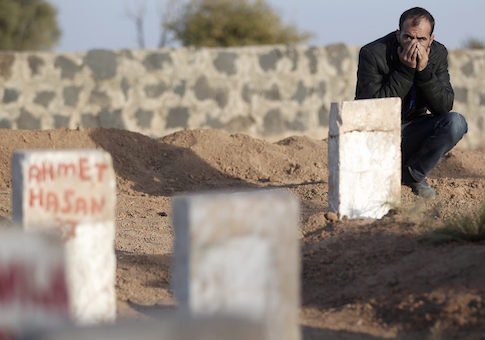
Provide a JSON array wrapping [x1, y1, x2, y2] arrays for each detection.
[[438, 111, 468, 144]]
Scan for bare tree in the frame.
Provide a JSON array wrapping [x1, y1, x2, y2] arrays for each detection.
[[125, 0, 147, 49], [125, 0, 186, 49], [157, 0, 183, 48]]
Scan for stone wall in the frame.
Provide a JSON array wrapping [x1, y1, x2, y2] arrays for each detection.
[[0, 45, 484, 148]]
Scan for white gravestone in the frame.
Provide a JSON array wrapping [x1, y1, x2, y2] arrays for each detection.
[[328, 98, 401, 219], [0, 229, 69, 337], [11, 150, 117, 325], [172, 190, 300, 340], [29, 316, 264, 340]]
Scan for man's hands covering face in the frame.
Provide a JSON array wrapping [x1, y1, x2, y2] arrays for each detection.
[[416, 44, 430, 71], [398, 42, 430, 72], [398, 41, 418, 69]]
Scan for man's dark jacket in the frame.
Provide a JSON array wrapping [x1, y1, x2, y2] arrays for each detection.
[[355, 32, 454, 123]]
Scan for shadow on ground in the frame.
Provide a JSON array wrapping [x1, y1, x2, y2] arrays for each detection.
[[302, 326, 386, 339], [301, 217, 485, 336]]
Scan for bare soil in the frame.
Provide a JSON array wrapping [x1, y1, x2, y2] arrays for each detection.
[[0, 128, 484, 339]]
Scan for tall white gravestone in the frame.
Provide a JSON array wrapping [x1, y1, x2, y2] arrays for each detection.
[[328, 98, 401, 219], [172, 190, 300, 340], [0, 229, 69, 337], [12, 150, 117, 325]]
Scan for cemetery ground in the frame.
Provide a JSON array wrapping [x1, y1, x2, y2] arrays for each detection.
[[0, 127, 484, 339]]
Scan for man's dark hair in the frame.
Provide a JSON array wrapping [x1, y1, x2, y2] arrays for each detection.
[[399, 7, 435, 34]]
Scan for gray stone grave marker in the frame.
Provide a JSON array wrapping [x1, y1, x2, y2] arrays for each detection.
[[328, 98, 401, 219], [12, 150, 117, 325], [0, 229, 69, 337], [172, 189, 300, 340]]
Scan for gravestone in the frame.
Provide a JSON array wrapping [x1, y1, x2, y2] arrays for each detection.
[[28, 316, 264, 340], [0, 229, 69, 337], [172, 189, 300, 340], [328, 98, 401, 219], [11, 150, 117, 325]]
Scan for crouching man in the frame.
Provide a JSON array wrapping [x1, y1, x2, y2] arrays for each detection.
[[355, 7, 468, 198]]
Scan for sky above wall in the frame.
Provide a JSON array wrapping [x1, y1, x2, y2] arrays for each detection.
[[47, 0, 484, 52]]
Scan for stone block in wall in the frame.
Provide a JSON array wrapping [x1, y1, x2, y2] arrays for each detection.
[[28, 55, 45, 76], [0, 229, 69, 336], [0, 53, 15, 79], [142, 52, 172, 71], [173, 190, 300, 340], [54, 56, 82, 80], [328, 98, 401, 219], [84, 50, 118, 80], [62, 86, 82, 107], [34, 91, 56, 108], [213, 52, 238, 75], [17, 109, 41, 130], [11, 150, 117, 325], [3, 88, 19, 104]]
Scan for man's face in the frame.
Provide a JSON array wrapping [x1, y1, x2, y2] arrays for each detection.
[[397, 17, 434, 50]]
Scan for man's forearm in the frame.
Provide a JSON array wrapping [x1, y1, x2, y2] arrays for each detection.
[[415, 56, 454, 114], [356, 48, 415, 99]]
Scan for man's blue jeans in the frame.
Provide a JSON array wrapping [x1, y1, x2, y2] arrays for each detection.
[[401, 112, 468, 183]]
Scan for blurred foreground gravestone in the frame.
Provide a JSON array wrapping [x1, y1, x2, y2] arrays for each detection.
[[172, 190, 300, 340], [25, 316, 264, 340], [11, 150, 117, 325], [328, 98, 401, 219], [0, 229, 69, 338]]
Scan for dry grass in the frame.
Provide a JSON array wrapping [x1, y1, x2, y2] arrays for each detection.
[[429, 204, 485, 242]]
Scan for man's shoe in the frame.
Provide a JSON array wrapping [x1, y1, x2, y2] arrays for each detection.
[[407, 180, 436, 199]]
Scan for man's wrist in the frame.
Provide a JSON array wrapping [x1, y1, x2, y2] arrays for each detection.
[[416, 64, 432, 82], [397, 61, 416, 80]]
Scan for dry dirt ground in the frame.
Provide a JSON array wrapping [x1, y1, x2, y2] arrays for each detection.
[[0, 128, 484, 339]]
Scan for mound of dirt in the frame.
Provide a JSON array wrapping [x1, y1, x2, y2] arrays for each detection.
[[0, 127, 484, 339]]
